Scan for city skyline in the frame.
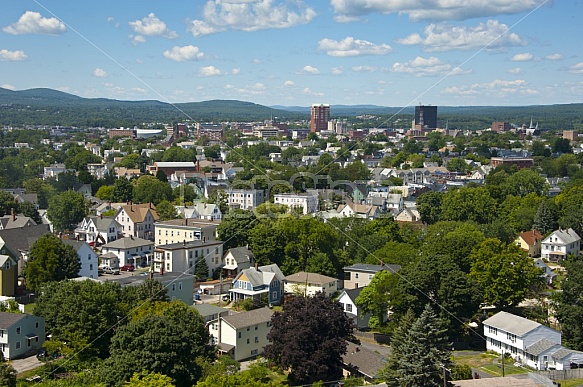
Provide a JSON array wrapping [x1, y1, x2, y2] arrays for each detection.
[[1, 1, 582, 108]]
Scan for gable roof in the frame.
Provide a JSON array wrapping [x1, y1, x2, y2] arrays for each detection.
[[0, 224, 50, 254], [102, 236, 153, 250], [342, 341, 385, 380], [525, 338, 561, 356], [544, 228, 581, 244], [62, 239, 93, 253], [222, 307, 274, 329], [0, 312, 26, 329], [340, 287, 364, 303], [483, 311, 549, 336], [0, 215, 36, 229], [119, 203, 159, 224], [258, 264, 284, 281], [225, 246, 255, 264], [343, 263, 401, 275], [91, 216, 121, 231], [285, 271, 338, 286], [518, 230, 543, 246], [0, 254, 16, 267]]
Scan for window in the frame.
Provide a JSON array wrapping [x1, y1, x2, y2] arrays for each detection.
[[355, 273, 359, 279], [251, 349, 258, 356], [5, 261, 9, 270], [344, 272, 351, 281], [255, 325, 258, 330], [179, 283, 182, 290], [16, 327, 21, 335], [488, 326, 498, 335], [90, 264, 93, 270], [346, 304, 352, 313], [255, 337, 259, 343], [238, 332, 241, 338], [16, 341, 20, 349], [172, 284, 176, 292], [246, 339, 250, 344]]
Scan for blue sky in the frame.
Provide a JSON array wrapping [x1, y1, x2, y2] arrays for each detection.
[[1, 0, 581, 107]]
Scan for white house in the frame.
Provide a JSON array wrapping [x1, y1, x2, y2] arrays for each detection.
[[177, 203, 222, 222], [208, 307, 274, 361], [154, 218, 217, 246], [483, 311, 583, 370], [336, 203, 380, 220], [274, 193, 319, 215], [153, 238, 223, 277], [115, 203, 159, 240], [337, 287, 371, 330], [226, 189, 265, 211], [100, 236, 154, 268], [541, 228, 581, 261], [62, 240, 99, 279], [343, 263, 401, 289], [74, 216, 122, 246], [0, 312, 45, 360], [284, 271, 340, 297]]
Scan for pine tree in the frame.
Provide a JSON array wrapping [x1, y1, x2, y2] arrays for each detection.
[[533, 200, 557, 235], [381, 308, 416, 387], [394, 304, 451, 387]]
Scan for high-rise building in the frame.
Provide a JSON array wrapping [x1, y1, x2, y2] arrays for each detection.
[[414, 105, 437, 130], [311, 104, 330, 132]]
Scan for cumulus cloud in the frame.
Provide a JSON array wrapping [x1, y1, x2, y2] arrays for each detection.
[[511, 52, 533, 62], [0, 49, 28, 61], [330, 0, 549, 21], [396, 20, 523, 52], [231, 68, 241, 75], [332, 67, 343, 75], [391, 56, 470, 77], [93, 68, 108, 78], [443, 79, 528, 96], [300, 65, 320, 74], [545, 53, 563, 61], [129, 13, 177, 39], [199, 65, 223, 76], [3, 11, 66, 35], [129, 35, 147, 45], [507, 67, 523, 74], [283, 80, 295, 86], [187, 0, 316, 37], [351, 65, 378, 72], [568, 62, 583, 74], [318, 36, 391, 57], [163, 45, 204, 62]]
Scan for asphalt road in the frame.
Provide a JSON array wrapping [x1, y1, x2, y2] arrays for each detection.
[[11, 355, 41, 374]]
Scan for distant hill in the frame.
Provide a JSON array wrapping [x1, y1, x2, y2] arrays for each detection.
[[0, 87, 582, 130]]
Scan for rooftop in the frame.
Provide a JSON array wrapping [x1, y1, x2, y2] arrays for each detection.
[[483, 311, 552, 337], [103, 272, 195, 287], [221, 307, 274, 329], [343, 263, 401, 274], [102, 236, 153, 250], [285, 271, 338, 285], [0, 312, 26, 329]]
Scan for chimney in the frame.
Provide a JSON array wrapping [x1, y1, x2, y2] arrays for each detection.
[[255, 262, 258, 271], [130, 201, 134, 212], [11, 207, 15, 222], [149, 202, 152, 209]]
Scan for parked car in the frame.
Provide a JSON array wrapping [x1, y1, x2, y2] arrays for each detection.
[[100, 266, 120, 275], [120, 264, 135, 272]]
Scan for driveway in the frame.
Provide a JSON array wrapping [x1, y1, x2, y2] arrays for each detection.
[[11, 355, 41, 374]]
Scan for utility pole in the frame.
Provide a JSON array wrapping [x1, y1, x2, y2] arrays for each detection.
[[502, 349, 505, 377], [218, 270, 223, 307]]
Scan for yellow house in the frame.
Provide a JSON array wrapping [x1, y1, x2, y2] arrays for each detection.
[[0, 255, 18, 296]]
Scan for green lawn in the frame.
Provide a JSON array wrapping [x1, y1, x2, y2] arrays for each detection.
[[23, 303, 35, 314], [481, 363, 528, 376]]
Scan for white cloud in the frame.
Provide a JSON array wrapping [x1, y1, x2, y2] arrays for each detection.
[[200, 65, 223, 76], [225, 84, 234, 89], [511, 52, 533, 62], [3, 11, 66, 35], [254, 83, 265, 89], [132, 87, 147, 94], [351, 65, 377, 72], [568, 62, 583, 74], [300, 65, 320, 74], [252, 59, 261, 64], [129, 13, 177, 38], [391, 56, 470, 77], [187, 0, 316, 37], [283, 80, 295, 86], [0, 49, 28, 61], [330, 0, 548, 21], [231, 68, 241, 75], [129, 35, 147, 45], [1, 84, 15, 90], [396, 20, 523, 52], [302, 87, 324, 96], [93, 68, 108, 78], [318, 36, 391, 57], [507, 67, 523, 74], [331, 67, 343, 75], [163, 45, 204, 62], [545, 53, 563, 61], [443, 79, 528, 96]]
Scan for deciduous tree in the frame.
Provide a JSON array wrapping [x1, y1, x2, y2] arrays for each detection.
[[46, 190, 89, 231]]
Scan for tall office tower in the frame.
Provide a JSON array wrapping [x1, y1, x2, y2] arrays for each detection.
[[414, 105, 438, 129], [311, 103, 330, 132]]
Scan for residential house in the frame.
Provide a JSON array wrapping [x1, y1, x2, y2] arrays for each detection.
[[208, 307, 274, 361], [155, 218, 217, 246], [534, 258, 557, 285], [12, 193, 39, 209], [336, 203, 380, 220], [226, 189, 265, 211], [516, 230, 544, 258], [0, 312, 45, 359], [395, 208, 422, 223], [100, 236, 154, 268], [541, 228, 581, 261], [153, 238, 223, 277], [193, 303, 231, 325], [62, 240, 98, 279], [0, 212, 36, 230], [105, 272, 194, 305], [115, 203, 159, 240], [177, 203, 222, 221], [147, 162, 198, 177], [274, 193, 319, 215], [230, 264, 284, 306], [342, 341, 385, 383], [222, 246, 255, 278], [72, 183, 92, 197], [365, 192, 404, 214], [0, 224, 50, 276], [483, 311, 583, 370], [74, 216, 122, 245], [343, 263, 401, 289], [43, 164, 70, 180], [337, 287, 371, 329], [0, 255, 18, 296], [284, 271, 340, 297]]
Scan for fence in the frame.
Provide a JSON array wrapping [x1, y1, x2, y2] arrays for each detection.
[[529, 372, 559, 387], [540, 368, 583, 381]]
